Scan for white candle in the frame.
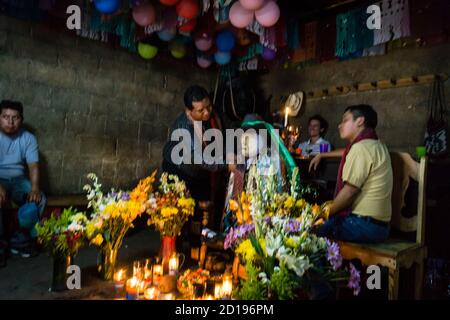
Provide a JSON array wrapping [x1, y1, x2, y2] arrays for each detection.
[[168, 254, 179, 275], [221, 277, 232, 298], [284, 107, 290, 127]]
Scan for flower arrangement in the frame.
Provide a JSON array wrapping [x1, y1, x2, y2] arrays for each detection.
[[177, 268, 210, 295], [83, 171, 156, 280], [36, 207, 88, 258], [225, 166, 361, 300], [146, 173, 195, 237]]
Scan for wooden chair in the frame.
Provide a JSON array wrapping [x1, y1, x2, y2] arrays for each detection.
[[338, 152, 428, 300]]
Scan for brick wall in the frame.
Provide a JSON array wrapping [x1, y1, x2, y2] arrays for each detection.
[[0, 15, 213, 195], [262, 44, 450, 155]]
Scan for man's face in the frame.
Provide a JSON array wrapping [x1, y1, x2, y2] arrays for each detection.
[[308, 119, 322, 138], [338, 111, 362, 141], [0, 108, 22, 135], [188, 97, 212, 122]]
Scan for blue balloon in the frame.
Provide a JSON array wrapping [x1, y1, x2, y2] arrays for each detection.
[[214, 51, 231, 65], [94, 0, 121, 14], [158, 29, 176, 42], [216, 30, 235, 52]]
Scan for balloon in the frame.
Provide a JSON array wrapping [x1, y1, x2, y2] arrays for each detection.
[[158, 28, 176, 41], [255, 1, 280, 27], [93, 0, 120, 14], [176, 0, 199, 20], [216, 29, 235, 52], [197, 56, 212, 68], [262, 47, 276, 60], [138, 43, 158, 59], [195, 34, 213, 51], [160, 0, 180, 5], [179, 19, 197, 33], [229, 1, 254, 29], [239, 0, 265, 11], [214, 51, 231, 65], [169, 41, 187, 59], [132, 3, 156, 27]]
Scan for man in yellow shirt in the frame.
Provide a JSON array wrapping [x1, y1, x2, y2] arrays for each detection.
[[309, 105, 392, 243]]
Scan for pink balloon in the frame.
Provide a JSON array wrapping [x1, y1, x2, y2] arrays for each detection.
[[195, 35, 213, 51], [255, 1, 280, 27], [197, 57, 212, 68], [239, 0, 265, 11], [132, 3, 156, 27], [230, 1, 254, 29]]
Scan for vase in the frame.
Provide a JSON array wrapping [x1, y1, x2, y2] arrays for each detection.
[[51, 255, 73, 292], [160, 235, 177, 273], [98, 246, 118, 281]]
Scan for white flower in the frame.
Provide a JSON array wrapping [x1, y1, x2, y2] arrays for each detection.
[[278, 253, 313, 277]]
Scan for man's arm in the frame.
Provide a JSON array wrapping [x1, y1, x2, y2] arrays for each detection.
[[328, 183, 360, 216], [309, 148, 345, 172], [27, 162, 41, 203]]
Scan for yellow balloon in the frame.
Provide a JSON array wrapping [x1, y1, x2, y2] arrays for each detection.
[[138, 42, 158, 60]]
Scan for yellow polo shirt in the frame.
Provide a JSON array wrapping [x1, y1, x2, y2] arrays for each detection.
[[342, 139, 393, 222]]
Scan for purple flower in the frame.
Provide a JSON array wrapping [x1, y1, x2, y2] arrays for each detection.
[[109, 191, 118, 198], [223, 224, 255, 250], [121, 192, 130, 201], [347, 262, 361, 296], [285, 219, 301, 234], [326, 240, 343, 271], [263, 216, 272, 225]]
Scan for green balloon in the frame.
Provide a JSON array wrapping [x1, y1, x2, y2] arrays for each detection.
[[138, 42, 158, 59], [169, 41, 186, 59]]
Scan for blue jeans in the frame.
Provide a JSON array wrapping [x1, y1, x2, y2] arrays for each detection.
[[0, 176, 46, 239], [315, 213, 389, 243]]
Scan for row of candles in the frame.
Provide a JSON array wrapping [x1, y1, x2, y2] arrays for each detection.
[[113, 252, 233, 300]]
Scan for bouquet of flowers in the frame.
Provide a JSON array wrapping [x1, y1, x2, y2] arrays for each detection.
[[36, 207, 88, 258], [146, 173, 195, 237], [83, 171, 156, 280], [225, 166, 361, 300]]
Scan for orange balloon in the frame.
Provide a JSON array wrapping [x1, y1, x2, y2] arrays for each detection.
[[176, 0, 199, 20], [179, 18, 197, 33]]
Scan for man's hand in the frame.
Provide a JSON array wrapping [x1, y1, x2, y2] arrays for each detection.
[[309, 154, 322, 172], [0, 185, 6, 208], [27, 189, 41, 203]]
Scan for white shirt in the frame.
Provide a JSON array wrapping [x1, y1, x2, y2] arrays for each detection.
[[297, 137, 331, 157]]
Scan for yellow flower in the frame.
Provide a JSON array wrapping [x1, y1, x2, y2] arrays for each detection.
[[161, 206, 178, 218], [284, 196, 295, 209], [311, 204, 321, 217], [295, 199, 306, 209], [258, 238, 267, 257], [236, 239, 256, 262], [229, 199, 239, 211], [178, 197, 195, 209], [91, 234, 103, 246], [285, 237, 298, 249]]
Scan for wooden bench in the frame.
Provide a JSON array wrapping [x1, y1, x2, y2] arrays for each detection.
[[338, 152, 428, 300]]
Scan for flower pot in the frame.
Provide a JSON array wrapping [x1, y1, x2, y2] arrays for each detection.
[[98, 247, 118, 281], [50, 255, 73, 292]]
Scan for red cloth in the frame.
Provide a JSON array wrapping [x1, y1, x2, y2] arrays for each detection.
[[335, 128, 379, 217]]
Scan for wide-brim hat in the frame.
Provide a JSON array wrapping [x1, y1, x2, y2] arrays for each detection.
[[284, 91, 304, 117]]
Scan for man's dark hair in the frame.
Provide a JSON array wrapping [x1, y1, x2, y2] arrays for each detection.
[[183, 85, 210, 110], [308, 114, 328, 136], [344, 104, 378, 129], [0, 100, 24, 119]]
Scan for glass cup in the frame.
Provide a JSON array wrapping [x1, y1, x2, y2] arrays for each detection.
[[319, 143, 329, 153]]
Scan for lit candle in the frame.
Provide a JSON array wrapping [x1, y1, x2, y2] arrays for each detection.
[[284, 107, 290, 127], [113, 269, 125, 289], [204, 295, 214, 300], [221, 276, 232, 299], [214, 283, 222, 299], [144, 286, 159, 300], [153, 264, 163, 286], [159, 293, 174, 300], [126, 277, 139, 300], [168, 254, 179, 276]]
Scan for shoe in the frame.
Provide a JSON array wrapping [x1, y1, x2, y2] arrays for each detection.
[[10, 242, 39, 258]]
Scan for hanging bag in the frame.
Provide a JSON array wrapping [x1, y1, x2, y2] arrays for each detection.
[[424, 77, 448, 158]]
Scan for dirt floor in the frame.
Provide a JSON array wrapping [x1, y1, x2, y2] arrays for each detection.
[[0, 229, 160, 300]]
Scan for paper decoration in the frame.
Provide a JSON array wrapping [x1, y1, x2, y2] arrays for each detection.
[[373, 0, 410, 45]]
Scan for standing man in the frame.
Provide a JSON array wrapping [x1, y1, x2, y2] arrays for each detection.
[[0, 100, 46, 266], [309, 105, 392, 243]]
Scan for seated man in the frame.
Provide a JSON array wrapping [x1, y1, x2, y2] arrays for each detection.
[[296, 115, 332, 157], [0, 100, 46, 266], [309, 105, 392, 243]]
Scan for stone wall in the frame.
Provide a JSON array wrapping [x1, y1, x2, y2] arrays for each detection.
[[0, 15, 213, 195], [261, 43, 450, 155]]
